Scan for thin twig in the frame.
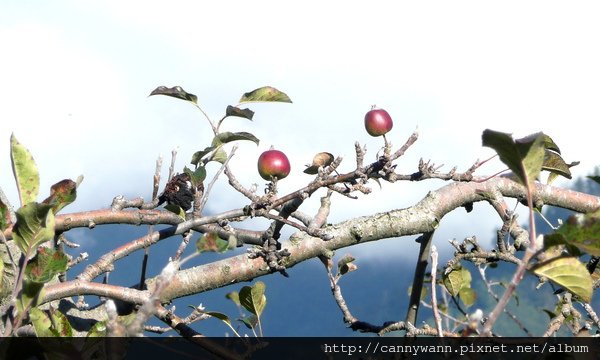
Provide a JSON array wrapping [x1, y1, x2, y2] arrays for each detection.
[[193, 103, 218, 134], [168, 148, 178, 181], [477, 265, 532, 336], [261, 211, 331, 240], [583, 303, 600, 329], [419, 301, 468, 328], [198, 146, 238, 213], [430, 245, 443, 337], [75, 209, 247, 282], [67, 252, 89, 267], [127, 261, 178, 336], [152, 156, 163, 200], [174, 231, 194, 262], [390, 130, 419, 161], [224, 165, 260, 202]]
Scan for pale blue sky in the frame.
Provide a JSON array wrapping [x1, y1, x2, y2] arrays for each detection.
[[2, 1, 600, 259]]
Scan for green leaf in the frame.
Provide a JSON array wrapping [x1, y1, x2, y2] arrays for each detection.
[[225, 105, 254, 121], [542, 134, 561, 154], [239, 86, 292, 103], [183, 166, 206, 187], [514, 133, 546, 184], [482, 130, 545, 186], [86, 321, 107, 337], [149, 86, 197, 104], [10, 133, 40, 206], [532, 256, 593, 303], [226, 291, 240, 306], [12, 202, 55, 257], [212, 132, 260, 147], [337, 254, 357, 275], [211, 148, 228, 164], [41, 179, 77, 214], [0, 198, 11, 232], [588, 175, 600, 185], [443, 267, 471, 297], [238, 315, 258, 330], [459, 287, 476, 308], [543, 150, 572, 180], [545, 211, 600, 256], [30, 307, 58, 337], [164, 204, 186, 219], [196, 232, 229, 253], [25, 247, 68, 283], [191, 146, 216, 166], [239, 281, 267, 317], [205, 311, 233, 327], [17, 279, 45, 315], [548, 159, 578, 185], [50, 309, 73, 337], [443, 270, 462, 297]]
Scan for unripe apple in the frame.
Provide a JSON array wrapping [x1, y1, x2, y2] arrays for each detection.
[[364, 107, 393, 137], [257, 149, 291, 180]]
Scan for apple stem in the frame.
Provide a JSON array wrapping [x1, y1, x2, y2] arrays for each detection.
[[371, 104, 376, 110]]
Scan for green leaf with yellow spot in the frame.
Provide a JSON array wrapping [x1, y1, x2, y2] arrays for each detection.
[[239, 86, 292, 103], [25, 247, 68, 284], [11, 134, 40, 206]]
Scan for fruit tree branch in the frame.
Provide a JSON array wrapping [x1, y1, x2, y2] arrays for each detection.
[[40, 176, 596, 305]]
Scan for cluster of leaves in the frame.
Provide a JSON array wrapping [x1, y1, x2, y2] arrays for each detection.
[[1, 135, 77, 336], [430, 131, 594, 314], [149, 85, 292, 216], [481, 130, 595, 303], [201, 281, 268, 337], [443, 266, 476, 308], [0, 84, 293, 338]]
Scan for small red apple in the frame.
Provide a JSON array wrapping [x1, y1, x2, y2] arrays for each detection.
[[364, 107, 393, 137], [257, 149, 291, 180]]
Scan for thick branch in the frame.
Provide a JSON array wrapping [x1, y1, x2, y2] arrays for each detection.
[[42, 177, 600, 305]]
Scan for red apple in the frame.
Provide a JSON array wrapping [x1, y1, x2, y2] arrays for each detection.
[[364, 107, 393, 137], [257, 149, 291, 180]]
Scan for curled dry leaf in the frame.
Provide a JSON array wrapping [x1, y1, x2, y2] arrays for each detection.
[[304, 152, 334, 174]]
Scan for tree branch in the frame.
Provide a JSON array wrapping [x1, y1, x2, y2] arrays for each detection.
[[41, 177, 600, 307]]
